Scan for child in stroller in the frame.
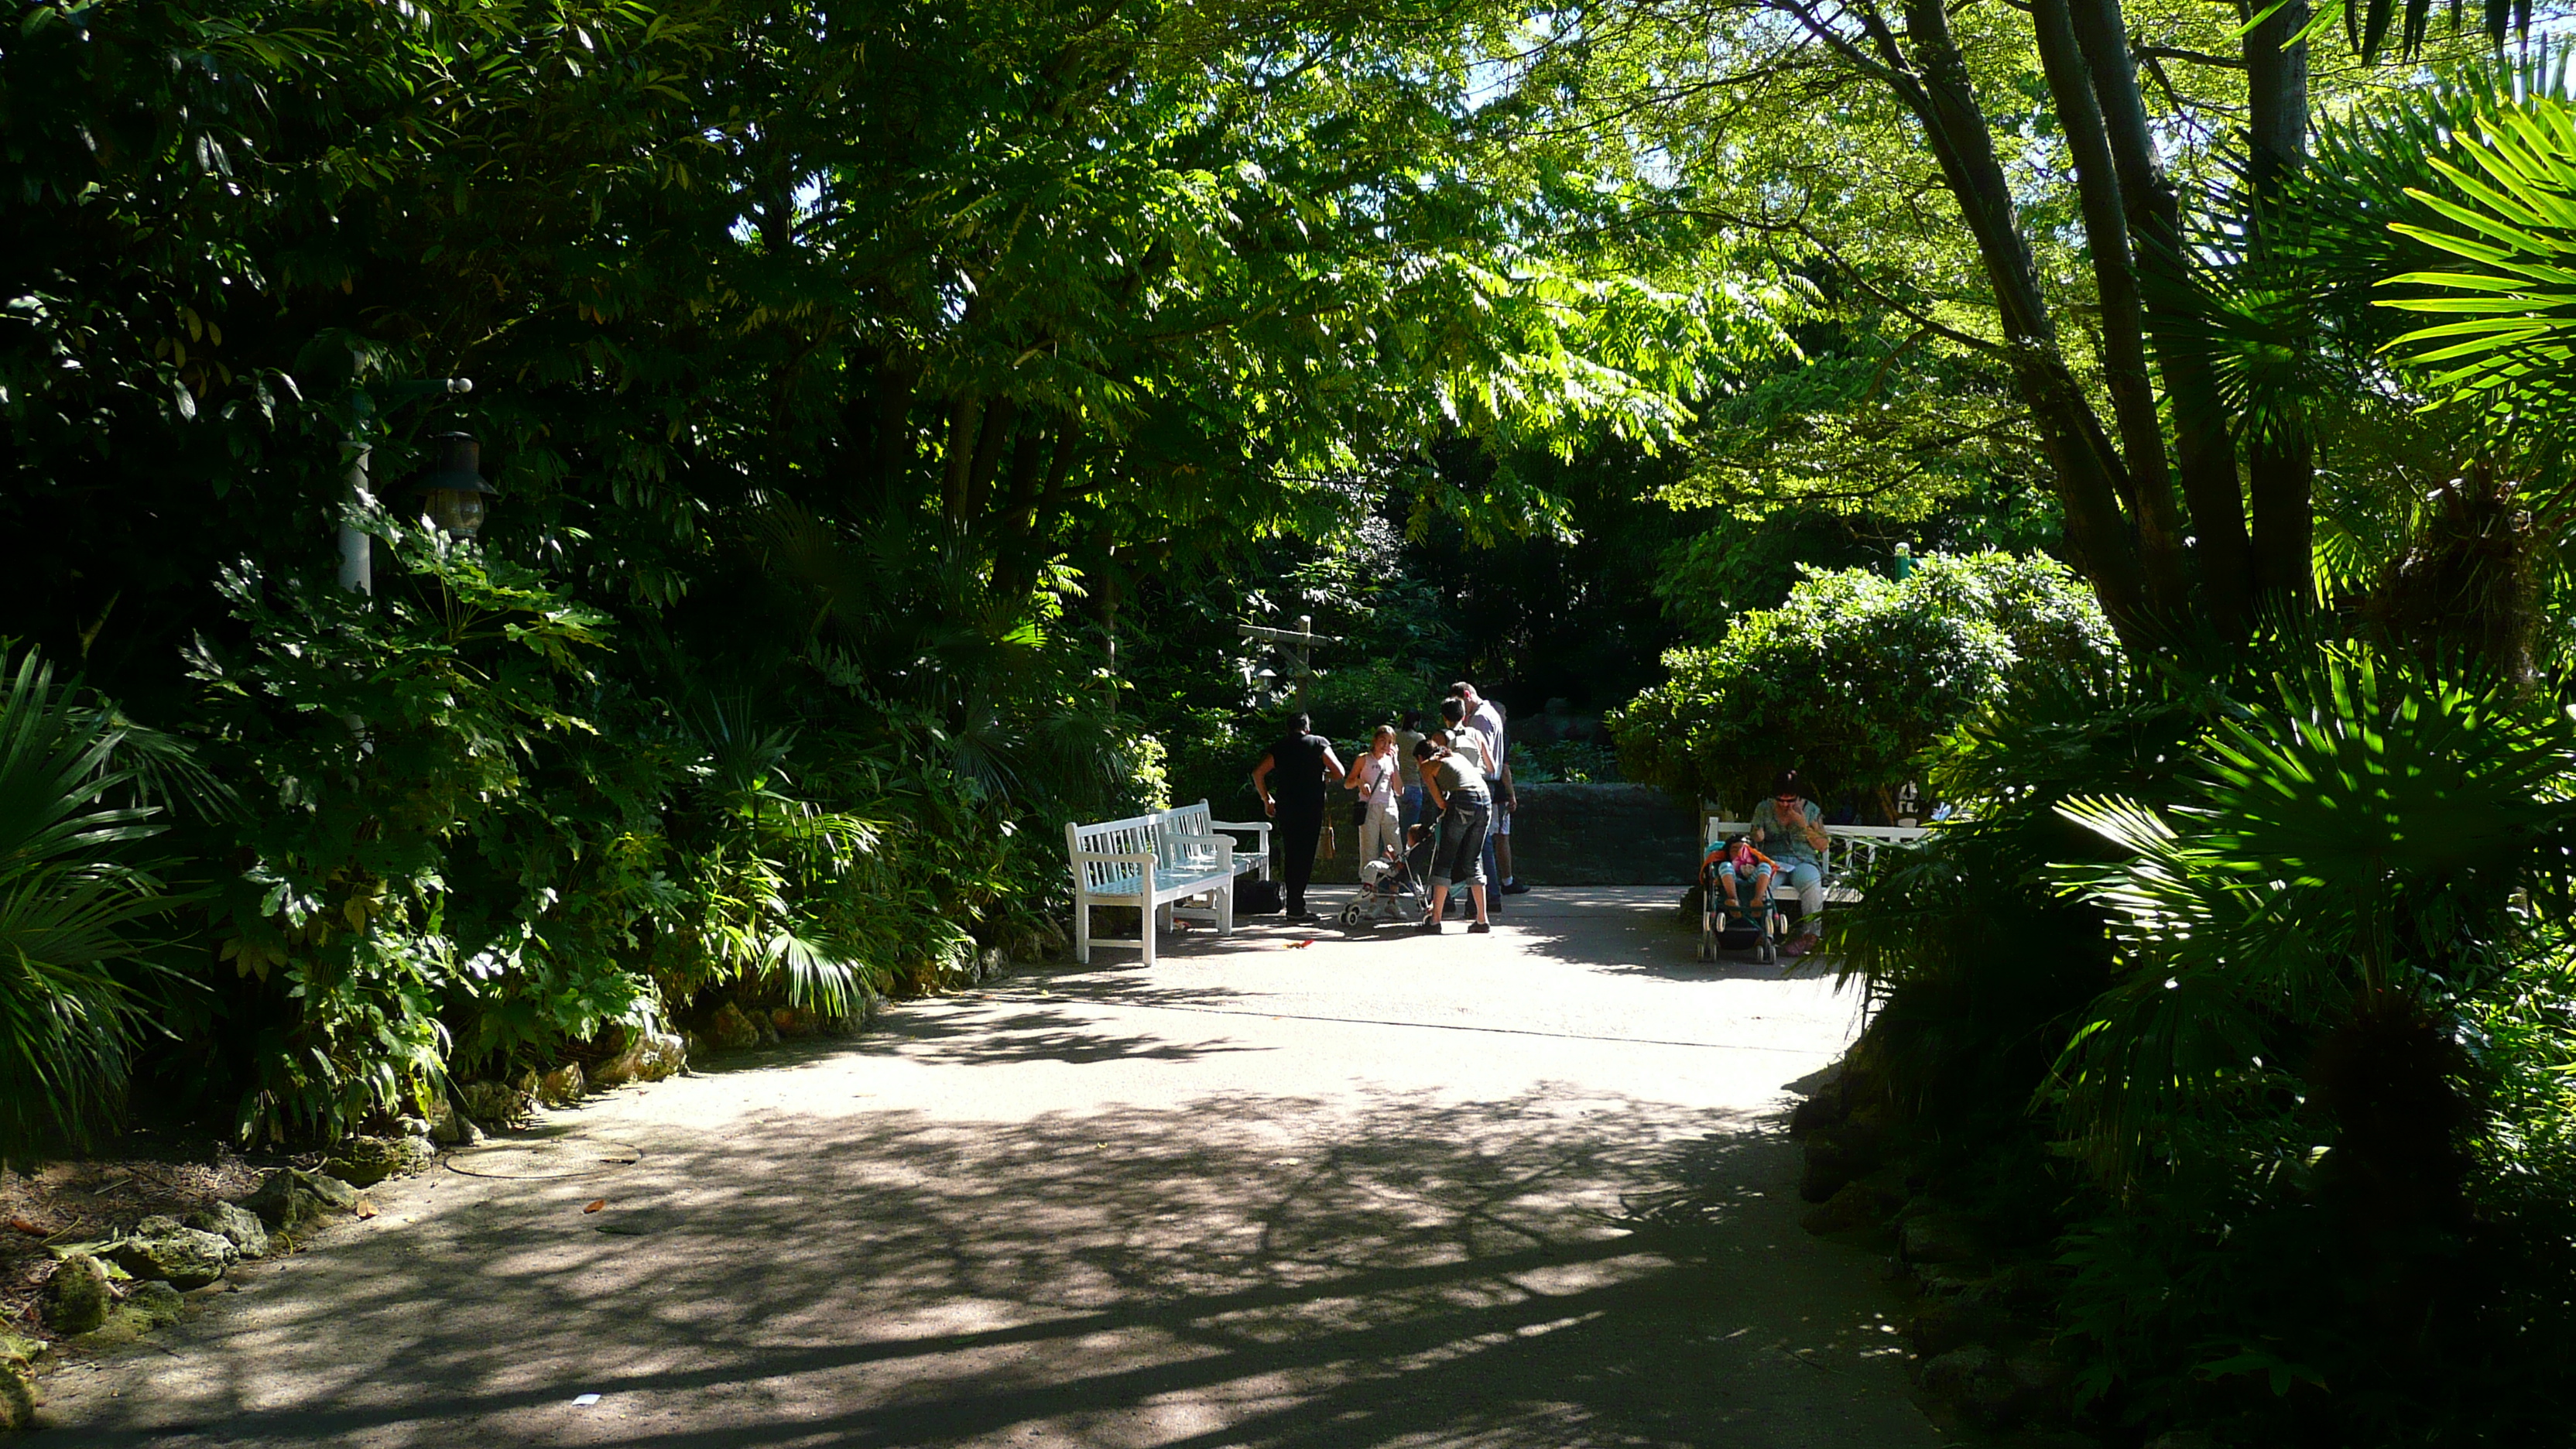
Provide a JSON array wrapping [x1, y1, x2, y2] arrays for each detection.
[[1340, 823, 1437, 928], [1699, 833, 1783, 962]]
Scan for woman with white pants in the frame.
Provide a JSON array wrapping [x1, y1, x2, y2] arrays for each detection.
[[1348, 725, 1404, 865]]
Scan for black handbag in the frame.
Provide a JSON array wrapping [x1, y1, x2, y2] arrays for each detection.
[[1237, 879, 1283, 915]]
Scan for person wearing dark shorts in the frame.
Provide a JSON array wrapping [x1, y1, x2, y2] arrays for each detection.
[[1252, 714, 1346, 923]]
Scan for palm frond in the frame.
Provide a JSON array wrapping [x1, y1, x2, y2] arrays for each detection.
[[762, 927, 862, 1018], [0, 650, 197, 1153], [2380, 90, 2576, 437]]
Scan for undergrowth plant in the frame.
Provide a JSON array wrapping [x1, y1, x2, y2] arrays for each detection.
[[1831, 633, 2576, 1442], [0, 650, 231, 1156]]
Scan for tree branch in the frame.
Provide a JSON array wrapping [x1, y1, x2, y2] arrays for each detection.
[[2135, 43, 2243, 68]]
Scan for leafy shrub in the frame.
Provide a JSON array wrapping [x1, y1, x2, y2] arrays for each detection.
[[1612, 550, 2114, 813], [1833, 637, 2576, 1443], [1513, 741, 1622, 783], [182, 527, 611, 1142]]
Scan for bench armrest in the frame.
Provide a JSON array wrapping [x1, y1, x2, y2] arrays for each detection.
[[1208, 818, 1272, 840]]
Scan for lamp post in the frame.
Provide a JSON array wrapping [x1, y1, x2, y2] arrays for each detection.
[[1238, 614, 1334, 714], [337, 430, 375, 596], [335, 377, 474, 595], [1893, 541, 1915, 582]]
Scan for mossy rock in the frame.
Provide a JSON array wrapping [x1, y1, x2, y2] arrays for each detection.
[[72, 1280, 185, 1350], [124, 1280, 184, 1329], [0, 1359, 34, 1434], [456, 1078, 535, 1129], [244, 1168, 361, 1230], [42, 1254, 110, 1335], [108, 1218, 236, 1290], [704, 1001, 762, 1051], [187, 1201, 271, 1260], [1799, 1178, 1900, 1236], [325, 1133, 434, 1187], [536, 1063, 586, 1107]]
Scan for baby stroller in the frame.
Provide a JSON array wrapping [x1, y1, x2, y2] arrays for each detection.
[[1340, 826, 1434, 928], [1699, 836, 1785, 964]]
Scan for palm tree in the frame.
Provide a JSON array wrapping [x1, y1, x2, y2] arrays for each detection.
[[0, 649, 224, 1156]]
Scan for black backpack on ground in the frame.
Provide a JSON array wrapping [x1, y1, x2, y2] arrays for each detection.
[[1236, 879, 1283, 915]]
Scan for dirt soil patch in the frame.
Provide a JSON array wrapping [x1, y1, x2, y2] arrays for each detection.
[[2, 1135, 275, 1341]]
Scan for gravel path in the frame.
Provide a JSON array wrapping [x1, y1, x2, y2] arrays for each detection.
[[34, 886, 1940, 1448]]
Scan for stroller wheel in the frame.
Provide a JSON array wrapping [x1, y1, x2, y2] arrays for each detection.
[[1696, 937, 1711, 961]]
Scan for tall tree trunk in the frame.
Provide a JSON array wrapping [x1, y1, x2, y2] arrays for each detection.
[[2031, 0, 2188, 620], [1889, 0, 2153, 638], [940, 393, 982, 528], [989, 419, 1061, 601], [964, 396, 1019, 522], [2067, 0, 2253, 638], [2245, 0, 2315, 608], [868, 353, 920, 498]]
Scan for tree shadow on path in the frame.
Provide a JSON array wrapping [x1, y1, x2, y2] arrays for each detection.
[[47, 1085, 1930, 1448]]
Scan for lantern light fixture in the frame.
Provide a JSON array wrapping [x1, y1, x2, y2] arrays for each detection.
[[413, 432, 495, 539]]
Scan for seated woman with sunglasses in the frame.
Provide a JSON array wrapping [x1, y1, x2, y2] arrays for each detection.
[[1749, 769, 1829, 957]]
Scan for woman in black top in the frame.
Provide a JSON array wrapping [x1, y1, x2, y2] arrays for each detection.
[[1252, 714, 1346, 923]]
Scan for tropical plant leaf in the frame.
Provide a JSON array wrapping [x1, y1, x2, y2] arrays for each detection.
[[2381, 94, 2576, 433], [0, 651, 194, 1155]]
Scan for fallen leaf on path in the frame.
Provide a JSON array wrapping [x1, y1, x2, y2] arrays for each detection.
[[582, 1199, 606, 1214], [7, 1217, 49, 1237], [1284, 939, 1314, 949], [353, 1199, 379, 1220]]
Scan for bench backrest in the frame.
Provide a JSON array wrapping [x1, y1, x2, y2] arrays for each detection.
[[1702, 817, 1932, 879], [1068, 813, 1162, 892], [1150, 800, 1228, 874], [1068, 802, 1238, 891]]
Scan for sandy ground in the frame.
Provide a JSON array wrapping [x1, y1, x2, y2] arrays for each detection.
[[30, 886, 1941, 1448]]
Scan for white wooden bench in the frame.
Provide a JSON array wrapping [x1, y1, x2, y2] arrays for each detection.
[[1701, 817, 1931, 910], [1066, 800, 1271, 964]]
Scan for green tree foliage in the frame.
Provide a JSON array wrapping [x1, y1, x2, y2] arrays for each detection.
[[0, 0, 1773, 1140], [1798, 44, 2576, 1443], [1610, 551, 2112, 812], [1540, 0, 2527, 644]]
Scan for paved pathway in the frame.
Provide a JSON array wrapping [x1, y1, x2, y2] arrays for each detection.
[[39, 888, 1940, 1447]]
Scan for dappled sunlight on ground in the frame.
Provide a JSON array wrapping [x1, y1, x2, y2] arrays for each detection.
[[40, 890, 1927, 1449]]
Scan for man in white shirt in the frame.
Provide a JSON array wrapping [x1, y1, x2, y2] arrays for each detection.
[[1451, 682, 1522, 896]]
